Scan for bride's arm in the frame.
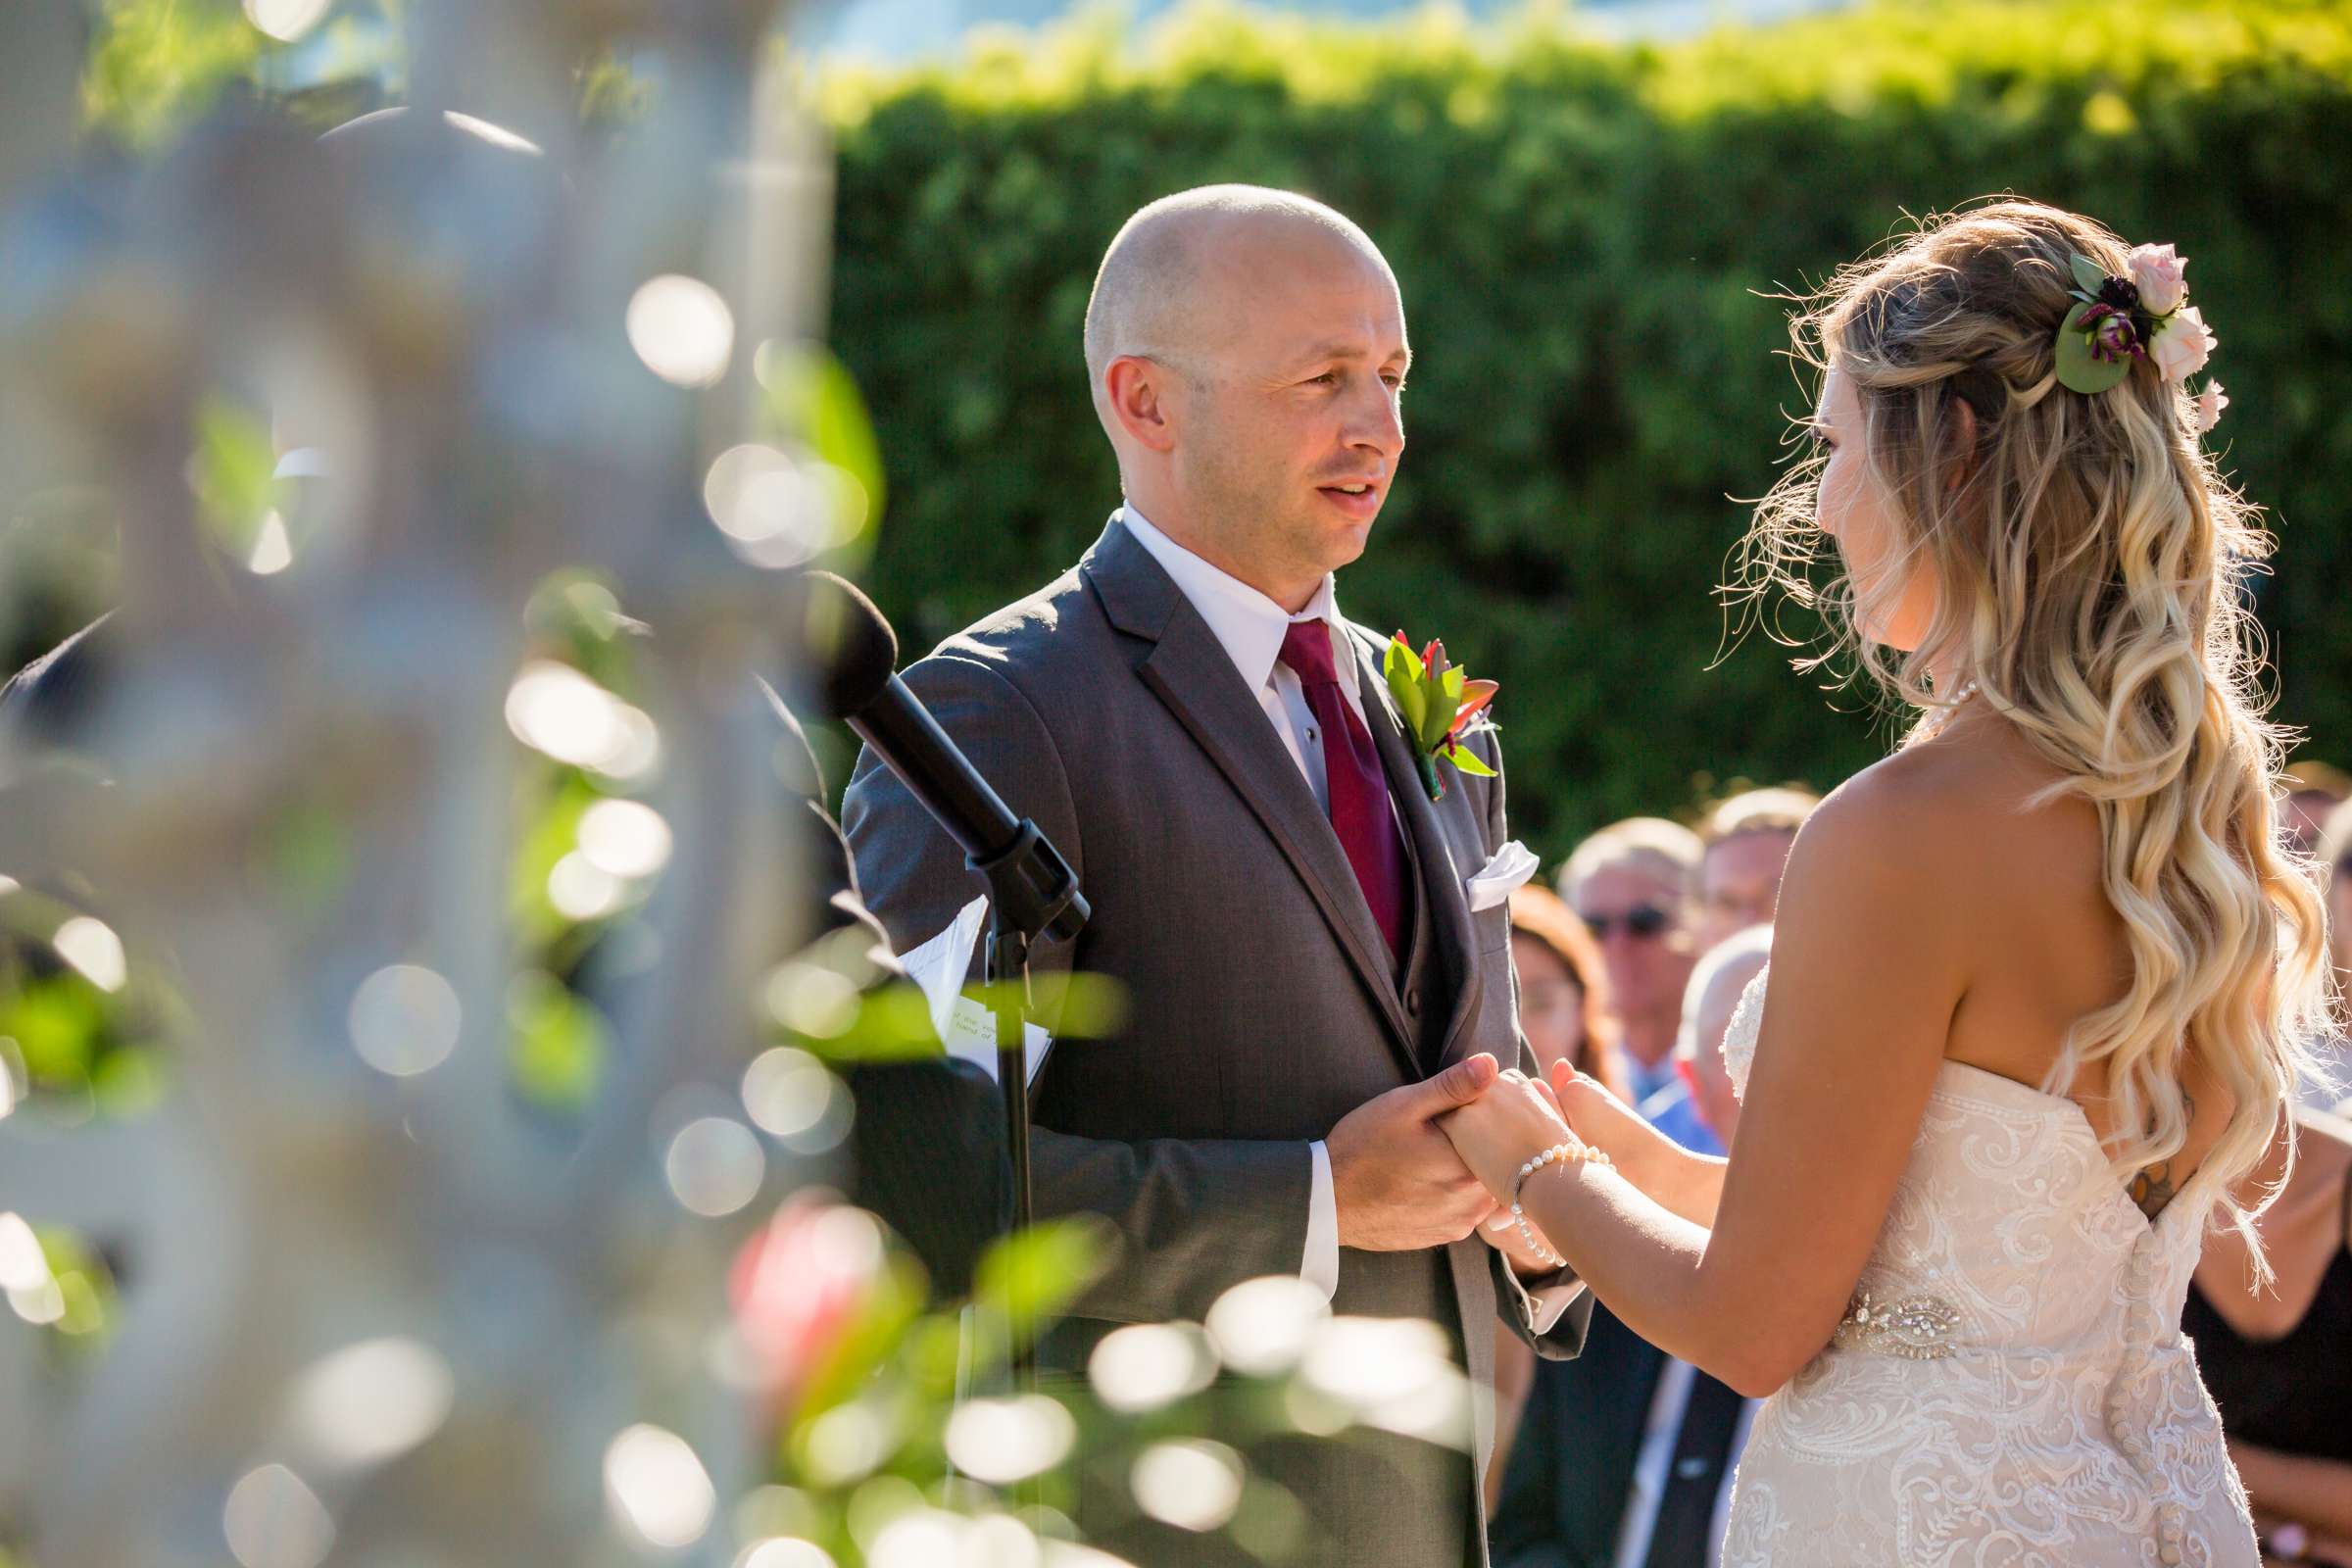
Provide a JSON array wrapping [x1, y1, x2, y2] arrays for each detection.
[[1445, 773, 1961, 1397], [1553, 1069, 1727, 1225]]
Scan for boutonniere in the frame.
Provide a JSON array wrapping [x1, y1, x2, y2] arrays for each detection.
[[1383, 633, 1498, 801]]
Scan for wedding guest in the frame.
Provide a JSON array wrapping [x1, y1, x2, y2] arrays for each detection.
[[1508, 885, 1630, 1102], [2307, 797, 2352, 1111], [1691, 787, 1818, 951], [2282, 760, 2350, 860], [1556, 818, 1701, 1107], [1489, 887, 1630, 1513], [1645, 927, 1773, 1156], [2183, 1108, 2352, 1566]]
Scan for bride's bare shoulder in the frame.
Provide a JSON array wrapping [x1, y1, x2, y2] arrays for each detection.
[[1787, 723, 2102, 911]]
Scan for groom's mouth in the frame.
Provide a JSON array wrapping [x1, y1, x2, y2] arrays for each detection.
[[1316, 480, 1384, 520]]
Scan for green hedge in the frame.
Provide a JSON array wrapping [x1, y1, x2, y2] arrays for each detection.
[[825, 0, 2352, 859]]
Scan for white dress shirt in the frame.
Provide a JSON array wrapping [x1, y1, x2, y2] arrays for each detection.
[[1117, 506, 1578, 1335]]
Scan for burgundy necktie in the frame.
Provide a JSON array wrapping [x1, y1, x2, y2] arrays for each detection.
[[1278, 620, 1409, 966]]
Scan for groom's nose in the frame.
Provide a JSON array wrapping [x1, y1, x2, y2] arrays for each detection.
[[1342, 376, 1405, 460]]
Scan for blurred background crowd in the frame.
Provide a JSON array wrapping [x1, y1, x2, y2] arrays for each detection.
[[4, 1, 2351, 1565]]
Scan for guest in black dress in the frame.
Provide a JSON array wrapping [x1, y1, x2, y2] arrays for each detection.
[[2184, 1108, 2352, 1566]]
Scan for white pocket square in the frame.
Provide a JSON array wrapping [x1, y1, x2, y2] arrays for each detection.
[[1464, 840, 1540, 912]]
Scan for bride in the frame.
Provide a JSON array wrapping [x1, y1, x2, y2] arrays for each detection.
[[1440, 200, 2328, 1566]]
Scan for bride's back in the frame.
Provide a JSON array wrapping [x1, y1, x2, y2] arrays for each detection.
[[1907, 715, 2237, 1209]]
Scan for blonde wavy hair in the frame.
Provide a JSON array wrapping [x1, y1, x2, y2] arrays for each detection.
[[1737, 199, 2328, 1249]]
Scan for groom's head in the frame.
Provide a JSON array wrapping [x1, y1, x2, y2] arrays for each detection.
[[1085, 185, 1409, 612]]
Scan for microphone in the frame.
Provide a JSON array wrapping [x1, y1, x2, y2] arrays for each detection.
[[803, 572, 1087, 949]]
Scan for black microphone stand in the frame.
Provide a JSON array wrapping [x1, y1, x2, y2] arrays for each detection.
[[967, 819, 1088, 1385]]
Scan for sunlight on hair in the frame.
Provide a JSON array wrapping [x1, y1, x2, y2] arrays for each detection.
[[604, 1424, 716, 1549]]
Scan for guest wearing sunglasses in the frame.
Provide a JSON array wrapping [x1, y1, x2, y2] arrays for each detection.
[[1554, 818, 1701, 1108]]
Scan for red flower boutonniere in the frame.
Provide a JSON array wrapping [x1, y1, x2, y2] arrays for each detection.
[[1383, 633, 1498, 802]]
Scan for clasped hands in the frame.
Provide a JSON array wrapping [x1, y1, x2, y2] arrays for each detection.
[[1327, 1052, 1634, 1274]]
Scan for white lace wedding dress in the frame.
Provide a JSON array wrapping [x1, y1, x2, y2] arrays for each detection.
[[1715, 968, 2259, 1567]]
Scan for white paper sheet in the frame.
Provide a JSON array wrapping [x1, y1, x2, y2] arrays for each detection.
[[898, 895, 1051, 1087]]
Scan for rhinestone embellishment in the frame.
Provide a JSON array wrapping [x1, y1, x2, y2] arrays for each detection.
[[1833, 1290, 1962, 1360]]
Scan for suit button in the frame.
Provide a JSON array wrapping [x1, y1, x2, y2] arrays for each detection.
[[1405, 989, 1421, 1015]]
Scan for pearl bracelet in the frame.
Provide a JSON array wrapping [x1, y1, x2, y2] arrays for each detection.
[[1509, 1142, 1609, 1270]]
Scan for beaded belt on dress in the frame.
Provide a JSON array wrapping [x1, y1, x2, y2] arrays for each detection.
[[1830, 1290, 1961, 1360]]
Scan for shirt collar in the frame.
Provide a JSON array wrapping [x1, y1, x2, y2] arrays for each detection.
[[1116, 504, 1344, 693]]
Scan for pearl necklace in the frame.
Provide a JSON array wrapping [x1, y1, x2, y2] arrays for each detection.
[[1913, 678, 1980, 745]]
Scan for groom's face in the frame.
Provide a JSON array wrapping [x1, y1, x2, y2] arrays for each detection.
[[1176, 230, 1409, 593]]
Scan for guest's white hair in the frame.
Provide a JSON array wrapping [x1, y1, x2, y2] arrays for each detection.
[[1557, 816, 1703, 906], [1677, 925, 1774, 1065]]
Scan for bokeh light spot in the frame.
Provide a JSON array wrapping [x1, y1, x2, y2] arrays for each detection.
[[505, 662, 660, 779], [1129, 1441, 1244, 1533], [54, 915, 127, 992], [577, 798, 672, 879], [665, 1116, 765, 1217], [1203, 1275, 1329, 1376], [222, 1463, 335, 1568], [243, 0, 330, 43], [943, 1396, 1076, 1485], [742, 1048, 835, 1139], [603, 1424, 715, 1549], [628, 274, 734, 388], [1088, 1322, 1216, 1413], [348, 964, 462, 1077], [287, 1337, 455, 1471]]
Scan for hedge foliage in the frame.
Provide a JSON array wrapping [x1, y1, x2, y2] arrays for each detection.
[[824, 0, 2352, 858]]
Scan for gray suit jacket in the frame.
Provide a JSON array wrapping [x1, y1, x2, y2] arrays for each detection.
[[843, 517, 1591, 1566]]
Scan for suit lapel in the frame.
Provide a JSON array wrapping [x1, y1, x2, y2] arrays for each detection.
[[1082, 522, 1419, 1074], [1348, 626, 1484, 1067]]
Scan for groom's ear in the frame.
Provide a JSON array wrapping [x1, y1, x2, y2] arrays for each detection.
[[1104, 356, 1179, 454]]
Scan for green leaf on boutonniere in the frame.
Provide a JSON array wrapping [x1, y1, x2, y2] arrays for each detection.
[[2069, 253, 2109, 295], [1443, 741, 1498, 779]]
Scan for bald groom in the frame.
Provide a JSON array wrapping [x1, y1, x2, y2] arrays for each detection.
[[845, 186, 1589, 1567]]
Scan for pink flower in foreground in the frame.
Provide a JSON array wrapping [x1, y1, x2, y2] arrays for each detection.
[[731, 1198, 885, 1413]]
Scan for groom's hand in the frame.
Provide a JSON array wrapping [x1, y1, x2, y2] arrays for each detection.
[[1327, 1054, 1500, 1251]]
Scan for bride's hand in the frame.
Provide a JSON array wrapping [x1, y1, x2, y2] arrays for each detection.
[[1438, 1068, 1577, 1203], [1549, 1059, 1668, 1175]]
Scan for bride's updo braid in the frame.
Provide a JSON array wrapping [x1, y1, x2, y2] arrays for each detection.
[[1738, 199, 2328, 1250]]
